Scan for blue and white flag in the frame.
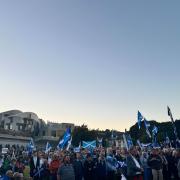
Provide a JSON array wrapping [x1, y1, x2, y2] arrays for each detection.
[[137, 139, 142, 149], [137, 111, 144, 129], [141, 143, 152, 147], [144, 118, 151, 138], [126, 134, 133, 149], [74, 143, 81, 153], [116, 161, 127, 168], [27, 138, 35, 153], [45, 142, 52, 153], [82, 140, 96, 150], [66, 136, 72, 151], [57, 128, 71, 149], [152, 126, 158, 135]]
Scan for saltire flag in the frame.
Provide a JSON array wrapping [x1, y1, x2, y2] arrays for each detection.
[[141, 143, 152, 147], [57, 128, 71, 149], [123, 133, 133, 150], [152, 126, 158, 135], [45, 142, 52, 153], [27, 138, 35, 153], [137, 111, 144, 129], [82, 140, 96, 150], [116, 161, 127, 168], [144, 118, 151, 138], [66, 136, 72, 151]]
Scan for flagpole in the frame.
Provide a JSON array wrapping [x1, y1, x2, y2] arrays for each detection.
[[167, 106, 179, 146]]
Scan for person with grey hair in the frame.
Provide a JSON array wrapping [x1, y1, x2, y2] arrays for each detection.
[[57, 154, 75, 180]]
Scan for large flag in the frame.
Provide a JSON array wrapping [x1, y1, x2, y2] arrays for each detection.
[[66, 136, 72, 151], [123, 133, 133, 150], [82, 140, 96, 150], [144, 118, 151, 138], [57, 128, 71, 149], [137, 111, 144, 129], [45, 142, 52, 154]]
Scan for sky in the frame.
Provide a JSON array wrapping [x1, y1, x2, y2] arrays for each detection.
[[0, 1, 180, 131]]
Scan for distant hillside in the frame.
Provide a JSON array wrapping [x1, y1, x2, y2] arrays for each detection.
[[129, 119, 180, 143]]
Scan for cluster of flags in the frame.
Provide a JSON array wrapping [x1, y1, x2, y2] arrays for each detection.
[[137, 111, 155, 139], [27, 127, 98, 153], [26, 106, 178, 152], [136, 106, 179, 148]]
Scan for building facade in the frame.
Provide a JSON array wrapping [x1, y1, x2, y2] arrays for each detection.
[[0, 110, 75, 147]]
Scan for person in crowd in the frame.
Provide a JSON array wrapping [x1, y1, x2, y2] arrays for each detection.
[[57, 154, 75, 180], [177, 148, 180, 180], [29, 150, 40, 179], [140, 151, 151, 180], [14, 156, 25, 176], [96, 152, 107, 179], [147, 148, 163, 180], [73, 152, 84, 180], [83, 153, 95, 180], [160, 149, 168, 180], [126, 147, 143, 180], [49, 153, 60, 180], [106, 148, 117, 180]]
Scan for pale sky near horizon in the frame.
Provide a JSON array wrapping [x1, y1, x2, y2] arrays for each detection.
[[0, 1, 180, 131]]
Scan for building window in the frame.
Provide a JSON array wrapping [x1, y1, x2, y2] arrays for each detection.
[[51, 130, 56, 137], [10, 124, 13, 130], [19, 125, 23, 130]]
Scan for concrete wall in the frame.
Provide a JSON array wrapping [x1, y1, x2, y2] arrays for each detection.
[[0, 134, 31, 147]]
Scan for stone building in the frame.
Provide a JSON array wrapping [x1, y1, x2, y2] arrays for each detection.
[[0, 110, 75, 147]]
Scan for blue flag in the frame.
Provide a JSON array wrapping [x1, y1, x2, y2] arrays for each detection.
[[152, 126, 158, 135], [27, 138, 35, 153], [45, 142, 52, 153], [137, 111, 144, 129], [82, 140, 96, 150], [57, 128, 71, 149], [144, 118, 151, 138]]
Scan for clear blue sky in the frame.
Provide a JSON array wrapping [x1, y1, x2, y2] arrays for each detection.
[[0, 1, 180, 131]]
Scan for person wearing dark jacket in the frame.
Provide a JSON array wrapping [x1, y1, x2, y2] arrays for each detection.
[[96, 153, 107, 180], [29, 151, 40, 180], [126, 147, 143, 180], [73, 153, 84, 180], [83, 154, 95, 180], [147, 148, 163, 180]]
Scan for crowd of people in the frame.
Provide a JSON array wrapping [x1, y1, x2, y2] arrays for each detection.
[[0, 144, 180, 180]]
